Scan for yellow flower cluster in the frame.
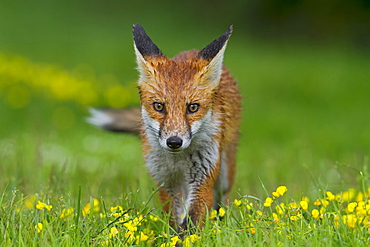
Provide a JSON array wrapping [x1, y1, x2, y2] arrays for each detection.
[[234, 198, 254, 210], [159, 234, 199, 247], [102, 204, 160, 245], [82, 198, 100, 217], [36, 200, 53, 211], [35, 222, 43, 233], [307, 189, 370, 231], [333, 195, 370, 230], [209, 207, 226, 220], [83, 200, 200, 246], [260, 186, 370, 233], [0, 53, 137, 109], [272, 186, 288, 197], [20, 187, 370, 242], [263, 186, 289, 207], [60, 207, 74, 219]]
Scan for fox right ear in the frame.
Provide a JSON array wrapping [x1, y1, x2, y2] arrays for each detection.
[[198, 26, 233, 86], [133, 24, 163, 81]]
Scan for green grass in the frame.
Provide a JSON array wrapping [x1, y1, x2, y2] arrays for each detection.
[[1, 1, 370, 245], [0, 45, 369, 245]]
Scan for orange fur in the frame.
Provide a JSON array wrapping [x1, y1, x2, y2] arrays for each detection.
[[135, 24, 241, 233]]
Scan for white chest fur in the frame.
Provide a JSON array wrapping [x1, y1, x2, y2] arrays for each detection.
[[142, 107, 222, 223]]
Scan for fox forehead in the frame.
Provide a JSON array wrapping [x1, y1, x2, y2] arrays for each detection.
[[147, 56, 208, 83], [139, 56, 215, 102]]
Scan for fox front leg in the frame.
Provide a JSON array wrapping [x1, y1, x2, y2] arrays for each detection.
[[179, 164, 220, 232]]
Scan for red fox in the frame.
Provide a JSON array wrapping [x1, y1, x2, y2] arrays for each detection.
[[88, 24, 241, 231]]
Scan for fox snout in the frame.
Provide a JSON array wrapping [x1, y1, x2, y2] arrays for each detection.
[[160, 119, 190, 152], [166, 136, 183, 150], [160, 131, 191, 153]]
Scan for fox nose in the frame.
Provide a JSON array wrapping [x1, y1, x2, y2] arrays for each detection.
[[166, 136, 183, 149]]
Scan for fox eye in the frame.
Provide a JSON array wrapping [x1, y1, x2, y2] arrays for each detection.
[[187, 103, 199, 113], [153, 102, 165, 112]]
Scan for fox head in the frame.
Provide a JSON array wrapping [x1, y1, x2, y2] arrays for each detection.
[[133, 24, 232, 153]]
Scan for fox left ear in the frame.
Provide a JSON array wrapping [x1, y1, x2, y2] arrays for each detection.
[[198, 26, 233, 86], [133, 24, 163, 82]]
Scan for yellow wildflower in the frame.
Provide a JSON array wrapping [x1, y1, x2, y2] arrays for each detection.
[[136, 232, 150, 243], [276, 203, 285, 215], [124, 220, 138, 233], [110, 206, 123, 212], [123, 215, 143, 233], [347, 202, 357, 213], [109, 227, 119, 238], [134, 214, 144, 225], [183, 234, 199, 247], [209, 210, 217, 219], [312, 209, 320, 220], [337, 189, 356, 202], [343, 215, 357, 228], [290, 214, 301, 221], [313, 199, 329, 207], [313, 199, 321, 206], [321, 200, 329, 207], [300, 201, 308, 211], [149, 214, 158, 222], [272, 186, 288, 197], [82, 198, 100, 217], [289, 202, 300, 211], [160, 235, 181, 247], [272, 213, 279, 222], [208, 208, 227, 219], [36, 201, 52, 211], [272, 192, 279, 197], [35, 223, 43, 233], [60, 207, 74, 219], [110, 206, 123, 217], [170, 236, 180, 246], [234, 199, 242, 207], [356, 201, 368, 216], [264, 197, 273, 207], [219, 207, 226, 217], [326, 191, 335, 201]]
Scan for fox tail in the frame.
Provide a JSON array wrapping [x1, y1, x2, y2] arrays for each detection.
[[87, 107, 141, 135]]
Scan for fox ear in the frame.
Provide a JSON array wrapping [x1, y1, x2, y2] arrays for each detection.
[[132, 24, 163, 81], [198, 26, 233, 86]]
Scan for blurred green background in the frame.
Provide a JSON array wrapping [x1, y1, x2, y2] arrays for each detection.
[[0, 0, 369, 201]]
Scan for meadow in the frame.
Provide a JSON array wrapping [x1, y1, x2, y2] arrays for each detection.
[[1, 1, 370, 246]]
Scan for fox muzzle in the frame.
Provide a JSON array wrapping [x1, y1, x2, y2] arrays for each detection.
[[166, 136, 183, 150]]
